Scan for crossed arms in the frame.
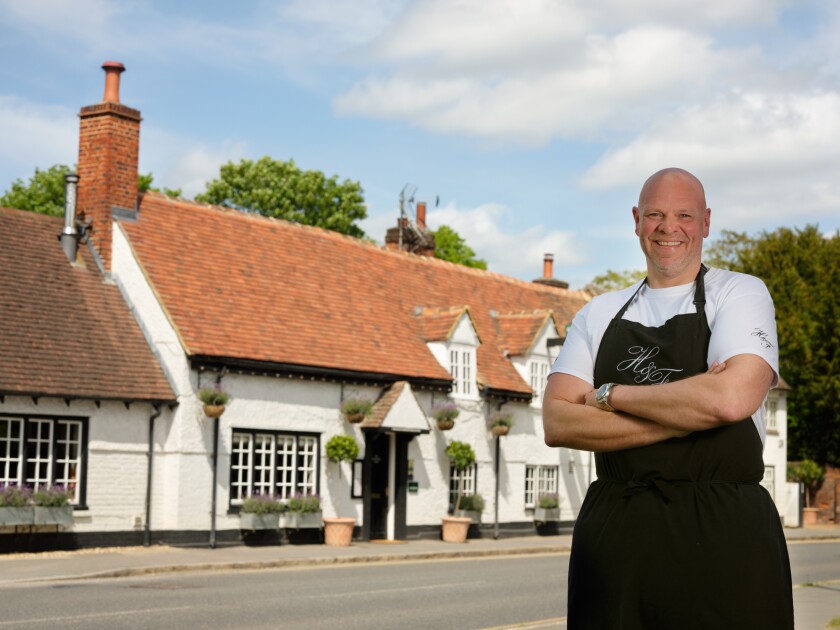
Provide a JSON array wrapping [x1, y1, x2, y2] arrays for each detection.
[[542, 354, 775, 452]]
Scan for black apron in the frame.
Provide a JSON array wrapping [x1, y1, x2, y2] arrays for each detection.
[[567, 266, 793, 630]]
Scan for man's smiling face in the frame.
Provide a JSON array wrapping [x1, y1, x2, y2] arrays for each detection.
[[632, 170, 710, 288]]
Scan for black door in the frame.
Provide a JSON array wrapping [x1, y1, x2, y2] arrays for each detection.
[[368, 432, 390, 540]]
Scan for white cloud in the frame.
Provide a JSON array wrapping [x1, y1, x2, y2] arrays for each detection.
[[140, 129, 248, 198], [579, 90, 840, 227], [426, 202, 584, 277], [0, 96, 77, 189]]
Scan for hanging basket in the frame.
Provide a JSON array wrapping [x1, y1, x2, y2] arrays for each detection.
[[491, 425, 510, 437], [203, 404, 226, 418], [345, 412, 365, 424], [437, 419, 455, 431]]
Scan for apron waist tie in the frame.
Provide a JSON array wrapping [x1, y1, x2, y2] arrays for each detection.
[[606, 478, 761, 503]]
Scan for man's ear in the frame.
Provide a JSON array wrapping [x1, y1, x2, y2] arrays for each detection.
[[632, 206, 641, 236]]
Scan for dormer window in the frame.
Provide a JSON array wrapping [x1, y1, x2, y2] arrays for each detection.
[[450, 348, 475, 396], [529, 359, 549, 405]]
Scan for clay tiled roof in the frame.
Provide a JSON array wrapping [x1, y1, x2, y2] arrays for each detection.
[[496, 311, 554, 356], [0, 207, 175, 402], [414, 306, 477, 342], [360, 381, 405, 429], [121, 193, 590, 397]]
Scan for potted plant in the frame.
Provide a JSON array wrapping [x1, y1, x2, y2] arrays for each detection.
[[442, 440, 475, 542], [454, 493, 484, 524], [788, 459, 825, 526], [33, 485, 74, 526], [0, 484, 33, 526], [239, 493, 283, 531], [489, 410, 513, 436], [326, 435, 359, 467], [284, 493, 322, 529], [340, 398, 373, 424], [323, 435, 359, 546], [198, 383, 230, 418], [432, 401, 459, 431], [534, 493, 561, 523]]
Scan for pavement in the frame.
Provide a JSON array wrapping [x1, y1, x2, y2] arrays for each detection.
[[1, 527, 838, 629]]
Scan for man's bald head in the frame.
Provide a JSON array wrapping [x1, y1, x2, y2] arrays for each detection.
[[638, 168, 707, 211]]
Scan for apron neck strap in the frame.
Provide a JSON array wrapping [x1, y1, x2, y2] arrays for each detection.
[[614, 263, 709, 320]]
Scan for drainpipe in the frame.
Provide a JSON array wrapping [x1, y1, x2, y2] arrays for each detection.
[[209, 414, 220, 548], [144, 404, 162, 547], [494, 433, 501, 540]]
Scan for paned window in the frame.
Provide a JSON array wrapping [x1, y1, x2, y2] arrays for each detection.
[[525, 464, 559, 508], [761, 465, 775, 499], [0, 414, 85, 505], [765, 399, 778, 432], [450, 349, 474, 396], [449, 463, 477, 511], [529, 360, 550, 404], [229, 430, 319, 506]]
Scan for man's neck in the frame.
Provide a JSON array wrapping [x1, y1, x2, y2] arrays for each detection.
[[646, 262, 702, 288]]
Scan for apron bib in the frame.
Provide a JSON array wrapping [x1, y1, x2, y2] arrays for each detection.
[[567, 267, 793, 630]]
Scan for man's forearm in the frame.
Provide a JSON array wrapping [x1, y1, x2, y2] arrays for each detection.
[[543, 396, 687, 452], [603, 355, 774, 430]]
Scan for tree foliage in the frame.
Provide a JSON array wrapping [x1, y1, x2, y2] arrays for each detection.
[[432, 225, 487, 269], [0, 164, 74, 217], [585, 268, 646, 293], [712, 225, 839, 465], [1, 165, 179, 217], [195, 157, 367, 238]]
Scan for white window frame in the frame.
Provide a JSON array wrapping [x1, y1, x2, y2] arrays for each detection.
[[229, 429, 320, 506], [525, 464, 559, 508], [449, 463, 477, 511], [761, 465, 775, 500], [449, 347, 475, 397], [0, 414, 85, 505], [765, 399, 778, 432], [529, 360, 550, 405]]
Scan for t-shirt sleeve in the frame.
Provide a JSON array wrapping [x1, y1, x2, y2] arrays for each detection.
[[550, 302, 596, 386], [708, 274, 779, 387]]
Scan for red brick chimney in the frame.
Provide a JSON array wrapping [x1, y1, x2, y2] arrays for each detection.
[[77, 61, 141, 271], [533, 252, 569, 289], [416, 201, 427, 229]]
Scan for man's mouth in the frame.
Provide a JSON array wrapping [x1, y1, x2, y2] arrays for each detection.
[[655, 240, 682, 246]]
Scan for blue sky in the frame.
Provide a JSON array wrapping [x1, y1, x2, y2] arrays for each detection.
[[1, 0, 838, 288]]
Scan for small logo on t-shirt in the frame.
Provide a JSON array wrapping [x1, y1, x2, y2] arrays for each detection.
[[751, 328, 774, 349], [617, 346, 684, 384]]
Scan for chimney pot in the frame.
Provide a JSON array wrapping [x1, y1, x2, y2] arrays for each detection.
[[543, 253, 555, 278], [102, 61, 126, 103], [416, 201, 427, 229]]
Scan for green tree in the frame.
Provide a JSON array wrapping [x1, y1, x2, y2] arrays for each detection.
[[710, 225, 839, 465], [0, 164, 74, 216], [432, 225, 487, 269], [1, 165, 179, 217], [138, 172, 182, 198], [585, 268, 646, 293], [195, 157, 367, 238]]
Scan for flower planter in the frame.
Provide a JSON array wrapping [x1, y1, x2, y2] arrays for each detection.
[[203, 404, 225, 418], [436, 419, 455, 431], [802, 507, 820, 527], [323, 517, 356, 546], [491, 425, 510, 437], [534, 507, 560, 523], [284, 511, 323, 529], [345, 413, 365, 424], [34, 505, 74, 527], [0, 506, 34, 526], [441, 515, 472, 543], [240, 512, 280, 530], [454, 509, 481, 525]]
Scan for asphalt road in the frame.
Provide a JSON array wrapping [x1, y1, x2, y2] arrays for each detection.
[[0, 542, 837, 629]]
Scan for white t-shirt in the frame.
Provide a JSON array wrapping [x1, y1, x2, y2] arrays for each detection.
[[550, 267, 779, 442]]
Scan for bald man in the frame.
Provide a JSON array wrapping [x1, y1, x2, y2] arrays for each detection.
[[543, 169, 793, 629]]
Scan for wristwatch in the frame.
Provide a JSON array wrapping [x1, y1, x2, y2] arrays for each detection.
[[595, 382, 617, 412]]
